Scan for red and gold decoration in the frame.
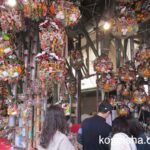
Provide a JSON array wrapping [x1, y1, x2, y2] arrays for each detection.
[[66, 81, 76, 96], [50, 0, 81, 27], [70, 50, 84, 70], [94, 54, 113, 74], [117, 105, 130, 117], [0, 32, 24, 82], [36, 52, 65, 83], [135, 48, 150, 62], [39, 19, 65, 56], [0, 6, 25, 32], [118, 61, 136, 82], [132, 89, 147, 105], [97, 74, 117, 92], [137, 60, 150, 78], [20, 0, 47, 22]]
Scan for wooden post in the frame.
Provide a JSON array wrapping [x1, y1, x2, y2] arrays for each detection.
[[76, 35, 82, 123]]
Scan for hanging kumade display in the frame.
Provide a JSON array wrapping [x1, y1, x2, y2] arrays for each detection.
[[0, 32, 24, 82], [0, 3, 25, 32], [118, 61, 136, 82], [112, 1, 139, 38], [36, 52, 65, 83], [97, 74, 117, 92], [137, 60, 150, 78], [94, 54, 113, 74], [20, 0, 47, 21], [39, 19, 65, 57], [135, 48, 150, 62], [66, 81, 76, 96], [70, 50, 84, 70], [49, 0, 81, 27], [132, 88, 147, 105], [117, 105, 130, 117]]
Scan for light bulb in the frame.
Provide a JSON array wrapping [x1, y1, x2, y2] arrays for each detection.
[[103, 22, 111, 30], [5, 0, 17, 7]]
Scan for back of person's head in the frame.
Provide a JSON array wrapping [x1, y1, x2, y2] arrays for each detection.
[[128, 119, 144, 137], [98, 102, 113, 118], [112, 117, 130, 136], [40, 105, 66, 148]]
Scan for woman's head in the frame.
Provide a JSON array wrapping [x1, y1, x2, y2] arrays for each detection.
[[128, 119, 144, 137], [40, 105, 67, 148], [112, 117, 130, 136]]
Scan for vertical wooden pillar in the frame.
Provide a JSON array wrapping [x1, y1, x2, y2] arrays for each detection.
[[76, 35, 81, 123], [96, 23, 100, 111]]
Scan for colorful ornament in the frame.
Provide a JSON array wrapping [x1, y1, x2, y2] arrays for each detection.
[[70, 50, 84, 70], [132, 89, 147, 105], [39, 19, 65, 56], [117, 105, 130, 116], [49, 0, 81, 27], [0, 6, 25, 32], [119, 61, 136, 82], [20, 0, 47, 22], [97, 74, 117, 92], [94, 54, 113, 74]]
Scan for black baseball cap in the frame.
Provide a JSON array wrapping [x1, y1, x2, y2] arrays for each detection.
[[98, 102, 113, 113]]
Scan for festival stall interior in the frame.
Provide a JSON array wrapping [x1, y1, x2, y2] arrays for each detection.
[[0, 0, 150, 149]]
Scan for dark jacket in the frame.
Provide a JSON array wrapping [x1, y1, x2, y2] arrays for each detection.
[[137, 133, 150, 150], [78, 115, 111, 150]]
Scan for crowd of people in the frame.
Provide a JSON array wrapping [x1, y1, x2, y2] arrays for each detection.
[[37, 102, 150, 150]]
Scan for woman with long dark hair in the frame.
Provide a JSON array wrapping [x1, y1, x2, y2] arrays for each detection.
[[129, 119, 150, 150], [38, 105, 75, 150], [111, 117, 137, 150]]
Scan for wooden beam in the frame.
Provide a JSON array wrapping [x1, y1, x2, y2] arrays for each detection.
[[79, 22, 99, 57]]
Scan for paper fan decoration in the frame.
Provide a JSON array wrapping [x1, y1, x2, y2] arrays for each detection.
[[36, 52, 65, 83], [39, 19, 65, 57], [20, 0, 47, 21], [97, 74, 117, 92], [94, 54, 113, 74], [119, 61, 136, 82], [132, 89, 147, 105], [0, 6, 25, 32], [50, 0, 81, 27]]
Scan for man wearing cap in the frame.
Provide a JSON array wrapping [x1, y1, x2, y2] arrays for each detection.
[[77, 102, 113, 150]]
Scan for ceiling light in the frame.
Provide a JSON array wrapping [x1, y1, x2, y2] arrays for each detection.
[[5, 0, 17, 7], [103, 22, 111, 30]]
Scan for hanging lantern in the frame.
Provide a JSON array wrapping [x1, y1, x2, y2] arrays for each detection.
[[97, 74, 117, 92], [70, 50, 84, 70], [49, 0, 81, 27], [132, 89, 147, 105], [94, 54, 113, 74], [0, 4, 25, 32], [39, 19, 65, 57], [119, 61, 136, 82], [117, 105, 130, 117], [137, 60, 150, 78], [20, 0, 47, 22]]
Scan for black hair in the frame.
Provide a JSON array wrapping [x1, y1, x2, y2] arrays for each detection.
[[128, 119, 144, 137], [40, 105, 67, 148], [112, 117, 130, 136]]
